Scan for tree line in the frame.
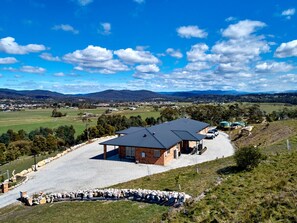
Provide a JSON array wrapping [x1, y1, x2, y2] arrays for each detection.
[[0, 126, 75, 165]]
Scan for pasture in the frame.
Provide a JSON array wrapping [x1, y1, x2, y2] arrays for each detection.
[[0, 106, 160, 137]]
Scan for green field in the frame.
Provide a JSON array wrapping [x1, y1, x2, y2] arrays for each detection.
[[0, 106, 160, 137], [0, 200, 168, 223]]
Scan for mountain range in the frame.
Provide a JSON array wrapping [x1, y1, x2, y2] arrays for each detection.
[[0, 88, 297, 102]]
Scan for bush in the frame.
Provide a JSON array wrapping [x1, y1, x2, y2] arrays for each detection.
[[234, 146, 264, 170]]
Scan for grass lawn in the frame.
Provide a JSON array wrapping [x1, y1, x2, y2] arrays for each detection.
[[0, 201, 168, 223], [0, 152, 59, 181]]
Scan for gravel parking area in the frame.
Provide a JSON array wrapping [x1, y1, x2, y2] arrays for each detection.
[[0, 132, 233, 208]]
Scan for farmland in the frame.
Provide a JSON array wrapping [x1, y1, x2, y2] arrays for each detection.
[[0, 107, 160, 137]]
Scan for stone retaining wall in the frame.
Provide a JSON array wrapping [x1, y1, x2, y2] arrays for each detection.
[[20, 188, 191, 208]]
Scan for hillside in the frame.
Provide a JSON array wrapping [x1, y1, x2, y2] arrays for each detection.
[[0, 120, 297, 222]]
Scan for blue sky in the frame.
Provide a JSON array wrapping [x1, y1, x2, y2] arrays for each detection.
[[0, 0, 297, 93]]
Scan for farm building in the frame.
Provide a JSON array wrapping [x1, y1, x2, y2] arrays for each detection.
[[100, 118, 209, 165]]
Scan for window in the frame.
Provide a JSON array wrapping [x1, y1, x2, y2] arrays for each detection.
[[154, 150, 160, 158], [141, 152, 145, 158]]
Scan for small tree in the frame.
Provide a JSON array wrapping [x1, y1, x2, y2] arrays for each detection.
[[234, 146, 264, 170]]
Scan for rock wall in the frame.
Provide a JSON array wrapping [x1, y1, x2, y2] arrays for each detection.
[[20, 188, 191, 207]]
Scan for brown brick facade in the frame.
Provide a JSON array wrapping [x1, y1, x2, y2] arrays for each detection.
[[118, 144, 180, 165]]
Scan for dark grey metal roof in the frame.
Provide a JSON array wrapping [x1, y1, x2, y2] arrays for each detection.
[[100, 118, 209, 149], [116, 127, 145, 135], [172, 130, 205, 141]]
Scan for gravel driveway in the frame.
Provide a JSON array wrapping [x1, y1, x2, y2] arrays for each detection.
[[0, 132, 233, 208]]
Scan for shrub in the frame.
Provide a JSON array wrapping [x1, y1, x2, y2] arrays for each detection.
[[234, 146, 264, 170]]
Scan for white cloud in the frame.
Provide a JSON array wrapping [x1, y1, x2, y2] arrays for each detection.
[[255, 62, 293, 73], [212, 36, 270, 63], [40, 53, 61, 61], [20, 65, 46, 74], [177, 25, 207, 38], [222, 20, 266, 39], [185, 62, 210, 71], [0, 37, 46, 54], [279, 73, 297, 83], [77, 0, 93, 6], [135, 64, 159, 73], [133, 0, 145, 4], [274, 40, 297, 58], [166, 48, 183, 59], [216, 63, 247, 73], [99, 23, 111, 35], [186, 43, 217, 62], [0, 57, 18, 64], [114, 48, 159, 64], [133, 73, 155, 79], [225, 16, 236, 22], [64, 45, 113, 63], [54, 72, 65, 77], [52, 24, 79, 34], [63, 45, 129, 73], [281, 8, 295, 19]]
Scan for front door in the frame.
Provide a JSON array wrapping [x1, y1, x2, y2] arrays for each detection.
[[125, 147, 135, 159]]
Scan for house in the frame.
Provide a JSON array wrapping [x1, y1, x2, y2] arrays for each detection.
[[100, 118, 209, 165]]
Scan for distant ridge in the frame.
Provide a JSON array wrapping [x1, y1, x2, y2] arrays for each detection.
[[159, 90, 249, 97], [0, 88, 166, 101]]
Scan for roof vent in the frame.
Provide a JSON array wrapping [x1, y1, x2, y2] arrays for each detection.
[[143, 134, 147, 137], [152, 132, 155, 135]]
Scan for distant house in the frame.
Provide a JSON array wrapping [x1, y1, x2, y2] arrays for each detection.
[[100, 118, 209, 165]]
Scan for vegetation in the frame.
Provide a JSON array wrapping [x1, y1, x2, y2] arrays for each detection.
[[0, 201, 168, 223], [51, 108, 66, 117], [0, 126, 75, 170], [234, 146, 265, 170]]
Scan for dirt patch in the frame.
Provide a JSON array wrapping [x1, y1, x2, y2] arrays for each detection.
[[231, 122, 295, 148]]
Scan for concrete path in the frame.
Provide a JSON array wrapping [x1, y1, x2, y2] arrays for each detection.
[[0, 132, 233, 208]]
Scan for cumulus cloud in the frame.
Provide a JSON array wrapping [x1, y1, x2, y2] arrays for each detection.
[[0, 37, 46, 54], [185, 62, 210, 71], [274, 40, 297, 58], [281, 8, 295, 19], [99, 22, 111, 35], [20, 65, 46, 74], [77, 0, 93, 6], [255, 62, 293, 73], [186, 43, 216, 62], [52, 24, 79, 34], [63, 45, 129, 73], [166, 48, 183, 59], [177, 25, 207, 38], [40, 53, 61, 61], [64, 45, 113, 63], [114, 48, 159, 64], [0, 57, 18, 64], [135, 64, 159, 73], [222, 20, 266, 39]]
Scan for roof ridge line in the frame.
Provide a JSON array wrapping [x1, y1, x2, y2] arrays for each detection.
[[146, 128, 168, 149]]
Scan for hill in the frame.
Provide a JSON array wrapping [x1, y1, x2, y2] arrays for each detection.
[[0, 88, 167, 102]]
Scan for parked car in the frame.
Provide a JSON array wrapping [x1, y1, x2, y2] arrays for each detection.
[[206, 130, 216, 139], [211, 128, 219, 136]]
